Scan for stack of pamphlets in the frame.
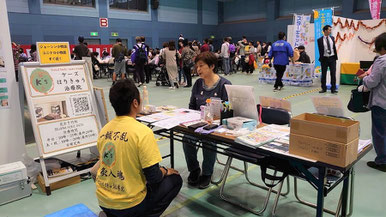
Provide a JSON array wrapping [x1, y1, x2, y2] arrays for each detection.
[[235, 124, 290, 148]]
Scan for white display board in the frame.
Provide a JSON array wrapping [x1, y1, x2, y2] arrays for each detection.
[[20, 61, 101, 158], [0, 0, 26, 164]]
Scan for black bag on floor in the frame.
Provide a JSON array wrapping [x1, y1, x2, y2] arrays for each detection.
[[347, 88, 370, 113]]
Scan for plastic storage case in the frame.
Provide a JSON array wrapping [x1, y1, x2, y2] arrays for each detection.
[[0, 161, 32, 205]]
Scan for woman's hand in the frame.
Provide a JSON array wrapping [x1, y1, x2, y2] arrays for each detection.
[[358, 71, 369, 79]]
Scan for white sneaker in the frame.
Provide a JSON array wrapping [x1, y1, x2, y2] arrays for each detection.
[[273, 88, 279, 92]]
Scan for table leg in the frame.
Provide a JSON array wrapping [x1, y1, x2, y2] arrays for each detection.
[[341, 169, 350, 217], [316, 167, 326, 217], [170, 129, 174, 168]]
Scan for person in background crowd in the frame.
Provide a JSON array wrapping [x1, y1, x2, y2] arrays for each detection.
[[293, 47, 300, 62], [267, 42, 272, 54], [228, 37, 236, 74], [256, 41, 262, 58], [268, 32, 294, 92], [179, 34, 184, 41], [73, 36, 90, 60], [317, 25, 338, 94], [358, 32, 386, 172], [297, 45, 311, 63], [18, 48, 28, 63], [132, 36, 148, 87], [29, 44, 38, 62], [144, 50, 159, 84], [200, 38, 210, 53], [162, 40, 181, 89], [96, 79, 182, 217], [220, 37, 230, 75], [208, 39, 214, 52], [192, 41, 200, 56], [247, 41, 255, 74], [160, 42, 169, 59], [181, 39, 196, 87], [238, 36, 248, 72], [261, 42, 268, 56], [183, 51, 232, 189], [178, 40, 186, 86], [112, 38, 128, 85]]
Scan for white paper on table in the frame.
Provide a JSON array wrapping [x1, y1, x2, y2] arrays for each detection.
[[138, 108, 197, 123], [358, 139, 372, 153], [152, 110, 200, 129], [311, 96, 345, 117]]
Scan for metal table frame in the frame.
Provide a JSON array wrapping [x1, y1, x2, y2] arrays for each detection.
[[154, 125, 371, 217]]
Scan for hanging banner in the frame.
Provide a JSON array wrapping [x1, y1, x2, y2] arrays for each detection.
[[369, 0, 382, 19], [292, 14, 311, 48], [314, 8, 333, 76]]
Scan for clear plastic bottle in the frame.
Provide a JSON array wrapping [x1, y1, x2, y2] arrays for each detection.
[[142, 86, 149, 106], [205, 99, 213, 123]]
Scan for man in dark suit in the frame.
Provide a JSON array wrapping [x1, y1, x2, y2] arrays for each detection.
[[317, 25, 338, 93]]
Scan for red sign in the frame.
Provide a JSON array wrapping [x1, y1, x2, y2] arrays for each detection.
[[99, 18, 108, 28]]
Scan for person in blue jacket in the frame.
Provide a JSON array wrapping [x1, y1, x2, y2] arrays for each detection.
[[268, 32, 294, 92]]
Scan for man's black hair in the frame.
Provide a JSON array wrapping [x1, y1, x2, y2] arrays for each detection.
[[298, 45, 305, 50], [278, 32, 286, 40], [109, 79, 140, 116], [323, 25, 332, 32], [116, 38, 122, 43], [374, 32, 386, 53], [78, 36, 84, 43]]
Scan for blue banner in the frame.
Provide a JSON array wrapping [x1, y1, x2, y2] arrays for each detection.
[[314, 8, 333, 77]]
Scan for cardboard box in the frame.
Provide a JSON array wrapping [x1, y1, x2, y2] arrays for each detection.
[[289, 133, 358, 167], [37, 173, 80, 193], [290, 113, 359, 144]]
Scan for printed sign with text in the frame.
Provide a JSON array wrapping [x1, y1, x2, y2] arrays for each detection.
[[25, 64, 90, 97], [37, 42, 71, 65]]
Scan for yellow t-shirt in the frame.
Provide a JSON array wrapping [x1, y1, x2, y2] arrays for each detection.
[[96, 116, 162, 210]]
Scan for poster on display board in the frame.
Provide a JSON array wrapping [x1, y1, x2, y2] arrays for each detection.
[[20, 61, 102, 158], [0, 39, 10, 109], [313, 8, 333, 76], [292, 14, 311, 48]]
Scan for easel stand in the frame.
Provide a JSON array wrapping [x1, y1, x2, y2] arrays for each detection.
[[20, 59, 105, 195]]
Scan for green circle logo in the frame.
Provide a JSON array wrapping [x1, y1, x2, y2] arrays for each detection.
[[102, 142, 116, 167], [30, 68, 54, 94]]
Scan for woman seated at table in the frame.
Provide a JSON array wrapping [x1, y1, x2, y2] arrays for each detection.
[[183, 51, 232, 189]]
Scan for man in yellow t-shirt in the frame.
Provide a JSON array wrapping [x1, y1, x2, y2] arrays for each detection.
[[96, 79, 182, 217]]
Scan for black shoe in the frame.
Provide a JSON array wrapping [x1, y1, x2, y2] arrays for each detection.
[[184, 85, 192, 88], [137, 82, 143, 87], [331, 90, 338, 94], [188, 168, 201, 186], [198, 175, 212, 189], [367, 161, 386, 172], [319, 90, 326, 93]]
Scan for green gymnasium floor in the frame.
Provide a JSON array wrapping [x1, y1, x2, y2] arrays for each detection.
[[1, 72, 385, 217]]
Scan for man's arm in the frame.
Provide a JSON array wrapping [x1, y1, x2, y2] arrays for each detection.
[[143, 164, 179, 187]]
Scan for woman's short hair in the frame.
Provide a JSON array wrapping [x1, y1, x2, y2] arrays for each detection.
[[109, 79, 140, 116], [374, 32, 386, 53], [168, 40, 176, 51], [195, 51, 217, 70]]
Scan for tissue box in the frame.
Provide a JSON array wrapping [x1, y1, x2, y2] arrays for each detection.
[[223, 116, 257, 131]]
